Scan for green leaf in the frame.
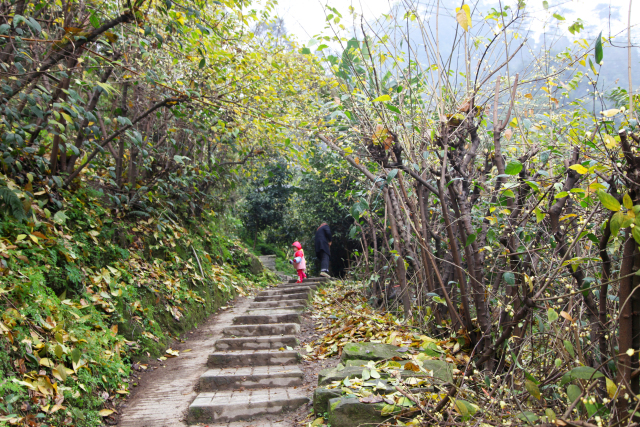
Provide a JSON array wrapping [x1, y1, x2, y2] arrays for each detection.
[[465, 233, 477, 247], [633, 226, 640, 245], [624, 193, 633, 209], [380, 404, 397, 416], [563, 340, 575, 358], [53, 210, 69, 225], [361, 368, 370, 380], [597, 190, 621, 211], [385, 103, 400, 114], [611, 211, 623, 236], [525, 379, 541, 400], [595, 31, 603, 64], [535, 207, 545, 223], [560, 366, 604, 386], [567, 384, 582, 404], [545, 408, 557, 422], [300, 47, 311, 54], [505, 161, 523, 175], [71, 348, 81, 364], [372, 94, 391, 102], [503, 272, 515, 285], [542, 1, 549, 9], [89, 13, 100, 28], [569, 366, 604, 381], [517, 412, 539, 423], [553, 13, 565, 20], [555, 191, 569, 199], [547, 308, 559, 322]]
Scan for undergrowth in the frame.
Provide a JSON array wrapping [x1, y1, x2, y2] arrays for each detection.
[[0, 181, 277, 426]]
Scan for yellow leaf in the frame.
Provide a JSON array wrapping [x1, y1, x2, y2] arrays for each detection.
[[606, 377, 618, 398], [568, 164, 588, 174], [29, 234, 38, 244], [16, 234, 26, 242], [560, 311, 573, 322], [39, 358, 55, 368], [99, 409, 115, 417], [604, 134, 617, 149], [601, 109, 620, 117], [455, 5, 471, 31]]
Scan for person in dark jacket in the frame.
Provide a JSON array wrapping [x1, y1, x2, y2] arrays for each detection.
[[314, 222, 332, 277]]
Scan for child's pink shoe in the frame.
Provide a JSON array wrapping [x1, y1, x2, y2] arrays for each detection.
[[296, 279, 303, 283]]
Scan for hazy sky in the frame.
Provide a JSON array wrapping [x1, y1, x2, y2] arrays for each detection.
[[266, 0, 638, 47]]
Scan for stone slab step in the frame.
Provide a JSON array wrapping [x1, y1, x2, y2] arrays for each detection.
[[214, 335, 298, 351], [288, 277, 330, 283], [254, 292, 309, 302], [277, 283, 323, 289], [232, 313, 301, 325], [207, 350, 300, 368], [222, 323, 300, 337], [244, 308, 303, 316], [258, 287, 314, 296], [249, 300, 307, 309], [199, 366, 304, 391], [188, 388, 309, 424]]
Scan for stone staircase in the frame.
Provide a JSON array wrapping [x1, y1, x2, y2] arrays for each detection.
[[187, 277, 329, 425]]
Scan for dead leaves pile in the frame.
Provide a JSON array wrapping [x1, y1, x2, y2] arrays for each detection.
[[302, 281, 482, 426]]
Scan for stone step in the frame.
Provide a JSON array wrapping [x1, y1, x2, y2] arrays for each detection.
[[244, 308, 303, 316], [249, 300, 308, 309], [254, 292, 309, 302], [232, 312, 301, 325], [276, 282, 324, 289], [258, 286, 315, 296], [188, 388, 309, 424], [199, 366, 304, 391], [222, 323, 300, 337], [207, 350, 300, 368], [287, 277, 330, 283], [214, 335, 298, 351]]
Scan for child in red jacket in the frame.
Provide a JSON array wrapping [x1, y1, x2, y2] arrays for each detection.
[[290, 241, 307, 283]]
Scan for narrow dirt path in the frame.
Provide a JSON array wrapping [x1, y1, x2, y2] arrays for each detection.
[[117, 297, 251, 427]]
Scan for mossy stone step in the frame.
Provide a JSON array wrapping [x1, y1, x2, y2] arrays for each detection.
[[340, 342, 404, 362], [319, 359, 454, 385], [326, 396, 390, 427]]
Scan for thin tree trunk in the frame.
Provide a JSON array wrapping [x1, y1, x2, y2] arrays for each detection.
[[385, 188, 411, 318]]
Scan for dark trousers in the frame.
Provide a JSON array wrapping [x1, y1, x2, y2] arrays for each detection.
[[319, 251, 330, 272]]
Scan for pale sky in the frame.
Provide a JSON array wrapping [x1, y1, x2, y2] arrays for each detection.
[[266, 0, 638, 47]]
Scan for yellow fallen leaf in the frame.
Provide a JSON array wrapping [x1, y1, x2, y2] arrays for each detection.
[[99, 409, 115, 417]]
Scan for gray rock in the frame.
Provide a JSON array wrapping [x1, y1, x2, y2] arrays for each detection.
[[326, 397, 391, 427], [340, 342, 403, 362], [248, 253, 264, 275], [318, 360, 455, 385], [313, 387, 342, 415], [422, 359, 454, 383]]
